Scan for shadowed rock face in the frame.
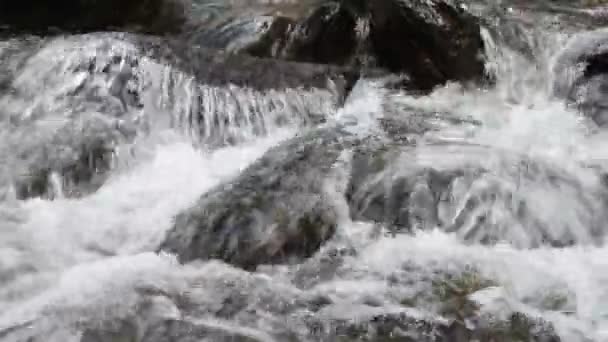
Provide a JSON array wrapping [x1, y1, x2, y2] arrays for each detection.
[[160, 123, 608, 268], [83, 315, 559, 342], [348, 142, 608, 248], [73, 266, 560, 342], [367, 0, 486, 91], [82, 319, 266, 342], [155, 109, 457, 270], [0, 0, 188, 36], [553, 28, 608, 127], [136, 34, 360, 95], [244, 2, 360, 66], [158, 127, 358, 269], [240, 0, 487, 91], [1, 33, 355, 200]]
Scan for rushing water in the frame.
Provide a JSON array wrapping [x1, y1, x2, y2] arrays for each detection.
[[3, 1, 608, 342]]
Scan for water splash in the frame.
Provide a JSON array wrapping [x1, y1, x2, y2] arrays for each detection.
[[3, 3, 608, 342]]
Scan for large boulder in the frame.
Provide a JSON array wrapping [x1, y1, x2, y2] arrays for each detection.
[[553, 28, 608, 127], [243, 2, 360, 66], [238, 0, 487, 91], [0, 0, 187, 36], [347, 141, 608, 248], [138, 34, 359, 96], [159, 101, 593, 270], [82, 314, 559, 342], [1, 33, 354, 199], [156, 103, 491, 269], [366, 0, 487, 90], [158, 127, 358, 269]]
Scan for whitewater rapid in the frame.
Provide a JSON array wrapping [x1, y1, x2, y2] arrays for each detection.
[[4, 2, 608, 342]]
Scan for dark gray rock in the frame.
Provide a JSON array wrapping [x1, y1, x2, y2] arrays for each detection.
[[156, 106, 482, 269], [239, 0, 487, 91], [10, 115, 130, 199], [366, 0, 487, 91], [82, 319, 267, 342], [243, 2, 360, 67], [71, 257, 561, 342], [347, 141, 608, 248], [158, 127, 359, 269], [553, 28, 608, 127], [156, 98, 606, 271], [136, 34, 360, 95], [0, 0, 187, 36], [81, 312, 559, 342], [307, 312, 559, 342], [1, 33, 353, 200]]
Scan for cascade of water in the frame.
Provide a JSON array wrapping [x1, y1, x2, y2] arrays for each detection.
[[3, 2, 608, 342]]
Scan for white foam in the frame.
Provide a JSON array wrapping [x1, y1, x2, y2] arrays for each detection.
[[0, 128, 295, 314]]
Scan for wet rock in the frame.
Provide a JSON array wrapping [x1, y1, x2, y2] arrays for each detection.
[[241, 0, 486, 91], [439, 314, 560, 342], [139, 35, 360, 96], [156, 106, 465, 269], [82, 319, 267, 342], [0, 35, 147, 199], [308, 307, 559, 342], [1, 33, 352, 199], [10, 116, 128, 200], [0, 0, 187, 36], [553, 28, 608, 127], [159, 127, 358, 269], [347, 142, 608, 248], [303, 268, 561, 342], [76, 265, 560, 342], [141, 320, 265, 342], [81, 320, 140, 342], [243, 2, 360, 66], [366, 0, 487, 91]]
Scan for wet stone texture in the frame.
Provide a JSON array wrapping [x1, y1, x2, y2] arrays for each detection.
[[236, 0, 487, 91], [347, 142, 608, 248], [553, 28, 608, 127], [159, 127, 359, 269], [1, 33, 353, 200], [0, 0, 188, 36], [0, 1, 602, 342]]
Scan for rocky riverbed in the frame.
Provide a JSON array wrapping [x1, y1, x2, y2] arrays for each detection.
[[2, 0, 608, 341]]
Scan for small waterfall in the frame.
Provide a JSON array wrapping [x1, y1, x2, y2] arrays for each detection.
[[4, 1, 608, 342], [46, 172, 64, 200], [149, 63, 337, 146]]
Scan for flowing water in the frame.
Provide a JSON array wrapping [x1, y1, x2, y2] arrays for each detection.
[[3, 1, 608, 341]]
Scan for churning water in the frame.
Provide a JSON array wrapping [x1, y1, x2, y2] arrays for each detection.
[[3, 1, 608, 342]]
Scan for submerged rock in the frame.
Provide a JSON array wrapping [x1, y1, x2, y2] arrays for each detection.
[[138, 35, 359, 96], [0, 0, 187, 36], [159, 101, 608, 271], [158, 127, 357, 269], [243, 2, 360, 66], [82, 319, 268, 342], [1, 33, 351, 199], [9, 115, 129, 200], [72, 263, 560, 342], [311, 311, 559, 342], [553, 28, 608, 127], [347, 142, 608, 248], [156, 106, 483, 270]]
